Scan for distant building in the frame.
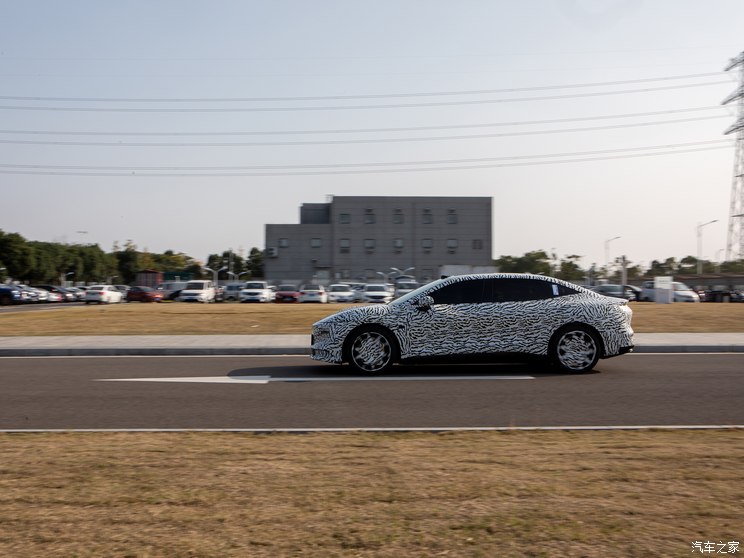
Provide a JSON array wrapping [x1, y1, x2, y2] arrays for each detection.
[[264, 196, 492, 284]]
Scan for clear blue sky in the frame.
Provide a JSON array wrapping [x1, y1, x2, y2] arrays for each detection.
[[1, 0, 742, 270]]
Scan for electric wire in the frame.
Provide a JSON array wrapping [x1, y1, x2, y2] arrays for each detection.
[[0, 106, 726, 137], [0, 72, 724, 102], [0, 115, 728, 147], [0, 81, 730, 112], [0, 139, 732, 177]]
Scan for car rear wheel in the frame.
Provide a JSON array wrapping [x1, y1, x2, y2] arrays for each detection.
[[346, 327, 397, 374], [550, 325, 601, 374]]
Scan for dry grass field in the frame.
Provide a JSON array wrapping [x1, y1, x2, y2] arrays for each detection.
[[1, 430, 742, 557], [2, 303, 742, 556], [1, 300, 743, 335]]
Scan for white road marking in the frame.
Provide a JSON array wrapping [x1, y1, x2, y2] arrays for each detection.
[[97, 374, 535, 384]]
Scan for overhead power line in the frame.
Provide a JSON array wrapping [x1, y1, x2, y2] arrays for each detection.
[[0, 72, 724, 102], [0, 139, 732, 177], [0, 106, 725, 137], [0, 115, 728, 147], [0, 81, 730, 113]]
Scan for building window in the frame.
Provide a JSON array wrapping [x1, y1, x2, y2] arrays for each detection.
[[447, 209, 458, 224], [393, 238, 404, 249], [473, 239, 483, 250], [392, 209, 404, 224], [339, 238, 350, 253], [422, 209, 433, 224], [447, 239, 458, 252], [421, 238, 433, 250], [310, 238, 322, 248], [278, 238, 289, 248], [339, 213, 351, 224], [364, 239, 376, 250], [364, 209, 376, 224]]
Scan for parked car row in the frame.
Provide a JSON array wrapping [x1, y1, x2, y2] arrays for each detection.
[[155, 280, 423, 304], [0, 283, 89, 305], [590, 281, 744, 303]]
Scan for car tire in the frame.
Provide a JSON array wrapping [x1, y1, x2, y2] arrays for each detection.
[[549, 324, 602, 374], [345, 326, 398, 374]]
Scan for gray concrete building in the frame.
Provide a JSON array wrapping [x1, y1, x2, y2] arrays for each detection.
[[265, 196, 492, 285]]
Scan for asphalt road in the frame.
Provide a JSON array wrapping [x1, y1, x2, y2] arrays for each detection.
[[1, 354, 742, 430]]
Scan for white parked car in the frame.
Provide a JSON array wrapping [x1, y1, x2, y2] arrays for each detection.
[[363, 283, 393, 304], [639, 280, 700, 302], [394, 281, 419, 299], [178, 280, 216, 303], [312, 273, 634, 374], [84, 285, 123, 304], [239, 281, 274, 303], [299, 284, 328, 303], [327, 284, 356, 303]]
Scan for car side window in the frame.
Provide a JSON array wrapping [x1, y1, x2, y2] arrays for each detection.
[[484, 278, 554, 302], [430, 279, 487, 305]]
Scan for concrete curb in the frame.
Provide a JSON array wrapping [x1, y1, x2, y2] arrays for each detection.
[[1, 345, 743, 357], [1, 333, 743, 357]]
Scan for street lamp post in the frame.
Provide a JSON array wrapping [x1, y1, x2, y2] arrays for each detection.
[[203, 266, 227, 286], [697, 220, 718, 275], [390, 266, 415, 278], [604, 236, 621, 278]]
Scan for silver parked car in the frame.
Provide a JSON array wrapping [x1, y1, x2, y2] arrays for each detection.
[[311, 273, 634, 374]]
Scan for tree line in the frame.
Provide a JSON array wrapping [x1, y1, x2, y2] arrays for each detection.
[[0, 230, 264, 285], [493, 250, 744, 282], [1, 230, 742, 286]]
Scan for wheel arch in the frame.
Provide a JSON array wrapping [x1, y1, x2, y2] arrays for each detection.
[[342, 323, 401, 365], [549, 321, 606, 359]]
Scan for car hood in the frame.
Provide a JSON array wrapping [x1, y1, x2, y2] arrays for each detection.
[[314, 303, 392, 327]]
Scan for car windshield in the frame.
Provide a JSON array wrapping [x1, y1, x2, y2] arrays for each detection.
[[185, 282, 206, 289], [390, 279, 445, 305], [365, 285, 387, 292], [303, 285, 321, 290], [277, 285, 296, 291], [330, 285, 350, 292], [244, 283, 265, 289], [673, 282, 692, 291], [397, 282, 418, 290]]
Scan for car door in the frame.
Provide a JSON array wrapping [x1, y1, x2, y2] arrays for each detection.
[[480, 278, 558, 353], [405, 278, 489, 357]]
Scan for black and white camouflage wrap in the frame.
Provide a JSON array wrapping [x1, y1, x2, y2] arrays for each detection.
[[311, 273, 633, 365]]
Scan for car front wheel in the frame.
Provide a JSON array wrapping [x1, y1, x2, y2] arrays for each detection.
[[549, 325, 601, 373], [345, 327, 397, 374]]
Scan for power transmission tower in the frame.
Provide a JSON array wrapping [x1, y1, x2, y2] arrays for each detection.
[[723, 51, 744, 261]]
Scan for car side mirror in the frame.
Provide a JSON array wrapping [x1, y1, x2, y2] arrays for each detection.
[[412, 295, 433, 311]]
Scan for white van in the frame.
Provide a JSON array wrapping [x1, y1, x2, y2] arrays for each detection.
[[177, 280, 216, 303]]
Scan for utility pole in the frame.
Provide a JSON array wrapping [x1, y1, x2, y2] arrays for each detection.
[[723, 50, 744, 261]]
